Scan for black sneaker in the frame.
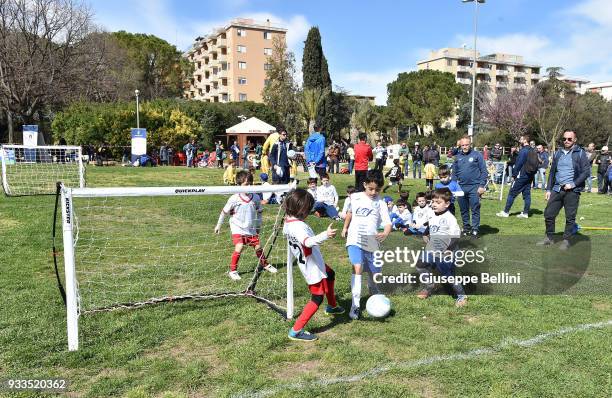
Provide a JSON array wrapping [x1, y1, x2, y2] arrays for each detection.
[[462, 228, 471, 237], [471, 230, 480, 239]]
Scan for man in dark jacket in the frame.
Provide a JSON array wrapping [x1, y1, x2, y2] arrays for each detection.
[[497, 135, 537, 218], [452, 136, 488, 238], [412, 143, 423, 179], [491, 143, 503, 161], [595, 145, 610, 193], [269, 130, 293, 184], [537, 130, 590, 250]]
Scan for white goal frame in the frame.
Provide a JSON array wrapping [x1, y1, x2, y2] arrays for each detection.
[[1, 145, 85, 196], [58, 183, 295, 351]]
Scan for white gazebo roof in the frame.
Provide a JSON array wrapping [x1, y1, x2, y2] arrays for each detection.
[[225, 117, 276, 135]]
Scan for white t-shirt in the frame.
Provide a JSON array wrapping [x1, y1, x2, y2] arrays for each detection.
[[307, 187, 317, 201], [412, 205, 434, 228], [261, 181, 273, 202], [346, 192, 391, 252], [373, 146, 385, 159], [316, 184, 338, 206], [396, 208, 412, 223], [426, 210, 461, 252], [219, 193, 262, 236], [340, 196, 351, 218], [283, 218, 328, 285]]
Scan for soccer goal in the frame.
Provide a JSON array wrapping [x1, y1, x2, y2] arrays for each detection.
[[53, 183, 296, 351], [1, 145, 85, 196], [482, 161, 507, 201]]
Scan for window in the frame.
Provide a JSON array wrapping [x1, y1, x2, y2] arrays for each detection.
[[238, 77, 247, 85], [264, 79, 270, 86], [446, 59, 453, 67], [263, 31, 271, 40], [239, 93, 247, 101], [237, 45, 246, 53], [264, 48, 272, 56], [237, 28, 246, 37], [264, 63, 272, 71], [238, 61, 246, 69]]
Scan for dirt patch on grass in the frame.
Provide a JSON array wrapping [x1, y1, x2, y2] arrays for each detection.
[[592, 302, 610, 311], [273, 358, 323, 380], [145, 336, 229, 377], [0, 216, 20, 229], [403, 376, 446, 398]]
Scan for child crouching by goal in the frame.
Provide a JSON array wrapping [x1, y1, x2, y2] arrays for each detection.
[[215, 170, 278, 280], [283, 188, 344, 342]]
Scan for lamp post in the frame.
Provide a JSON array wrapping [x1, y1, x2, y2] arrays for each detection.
[[463, 0, 485, 141], [135, 89, 140, 129]]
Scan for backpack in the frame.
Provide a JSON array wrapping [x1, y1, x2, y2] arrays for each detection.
[[523, 148, 540, 174]]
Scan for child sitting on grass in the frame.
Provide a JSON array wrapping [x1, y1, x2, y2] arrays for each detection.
[[306, 178, 318, 201], [404, 192, 433, 236], [215, 171, 278, 280], [284, 188, 344, 341], [415, 188, 467, 307], [313, 173, 340, 220], [390, 199, 412, 230]]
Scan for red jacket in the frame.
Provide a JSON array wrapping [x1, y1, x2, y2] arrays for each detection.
[[354, 141, 373, 171]]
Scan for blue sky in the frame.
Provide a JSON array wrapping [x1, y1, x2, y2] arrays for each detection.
[[91, 0, 612, 104]]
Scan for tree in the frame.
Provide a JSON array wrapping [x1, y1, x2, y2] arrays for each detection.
[[387, 70, 464, 135], [261, 36, 301, 136], [112, 31, 192, 100], [302, 26, 333, 133], [299, 88, 326, 132], [0, 0, 99, 143], [326, 88, 352, 142], [530, 80, 576, 152], [546, 66, 564, 80], [571, 92, 612, 146], [480, 88, 536, 141], [354, 101, 379, 136]]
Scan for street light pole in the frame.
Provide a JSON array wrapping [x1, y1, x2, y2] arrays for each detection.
[[135, 89, 140, 129], [464, 0, 484, 142]]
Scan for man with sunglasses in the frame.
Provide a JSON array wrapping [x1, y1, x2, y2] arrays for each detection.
[[537, 131, 590, 250]]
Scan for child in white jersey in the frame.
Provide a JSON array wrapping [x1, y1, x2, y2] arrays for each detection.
[[283, 189, 344, 342], [313, 173, 340, 220], [306, 178, 318, 201], [215, 171, 278, 280], [341, 170, 392, 320], [391, 199, 412, 230], [339, 185, 356, 219], [415, 188, 467, 307], [404, 192, 433, 236]]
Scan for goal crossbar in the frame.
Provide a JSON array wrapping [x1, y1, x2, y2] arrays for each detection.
[[56, 182, 295, 351]]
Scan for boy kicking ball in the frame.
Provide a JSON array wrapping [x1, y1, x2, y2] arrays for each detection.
[[283, 189, 344, 342], [215, 170, 278, 280], [342, 170, 392, 320]]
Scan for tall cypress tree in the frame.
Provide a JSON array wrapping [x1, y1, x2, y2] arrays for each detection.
[[302, 27, 334, 134]]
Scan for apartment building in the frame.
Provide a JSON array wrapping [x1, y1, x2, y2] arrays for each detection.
[[585, 81, 612, 100], [184, 18, 287, 103], [417, 47, 541, 93]]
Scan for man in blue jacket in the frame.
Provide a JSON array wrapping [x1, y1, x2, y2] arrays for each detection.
[[496, 135, 538, 219], [452, 136, 488, 238], [269, 129, 293, 184], [304, 122, 327, 176], [537, 130, 590, 250]]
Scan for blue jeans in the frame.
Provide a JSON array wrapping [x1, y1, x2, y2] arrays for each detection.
[[348, 159, 354, 174], [412, 161, 422, 179], [504, 173, 532, 214], [187, 154, 194, 167], [457, 184, 481, 232], [534, 168, 546, 189], [314, 202, 338, 218], [403, 159, 410, 175]]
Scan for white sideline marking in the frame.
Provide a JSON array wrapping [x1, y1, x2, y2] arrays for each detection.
[[235, 320, 612, 398]]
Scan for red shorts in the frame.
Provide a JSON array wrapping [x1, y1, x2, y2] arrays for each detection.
[[308, 264, 333, 295], [232, 234, 261, 247]]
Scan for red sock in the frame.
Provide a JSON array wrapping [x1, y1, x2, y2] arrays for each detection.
[[324, 265, 337, 307], [255, 248, 268, 266], [230, 251, 241, 271], [292, 300, 320, 331]]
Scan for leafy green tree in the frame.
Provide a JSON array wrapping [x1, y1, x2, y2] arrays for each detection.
[[302, 26, 333, 133], [530, 79, 576, 152], [299, 88, 327, 132], [570, 92, 612, 146], [387, 70, 464, 135]]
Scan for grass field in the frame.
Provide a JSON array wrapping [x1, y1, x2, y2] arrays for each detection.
[[1, 165, 611, 398]]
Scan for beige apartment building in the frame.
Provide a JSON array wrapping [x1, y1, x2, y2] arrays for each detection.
[[417, 47, 541, 93], [184, 18, 287, 103]]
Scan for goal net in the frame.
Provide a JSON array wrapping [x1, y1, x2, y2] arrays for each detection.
[[1, 145, 85, 196], [54, 183, 297, 350], [482, 161, 507, 201]]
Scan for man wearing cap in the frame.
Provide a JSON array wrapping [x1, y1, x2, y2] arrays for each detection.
[[412, 142, 423, 179], [596, 145, 610, 194]]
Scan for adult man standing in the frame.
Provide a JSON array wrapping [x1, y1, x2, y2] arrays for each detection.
[[304, 122, 327, 176], [534, 144, 549, 190], [412, 142, 423, 179], [452, 136, 488, 238], [354, 132, 373, 191], [159, 143, 169, 166], [491, 143, 503, 161], [584, 143, 596, 193], [373, 142, 385, 171], [496, 135, 539, 219], [230, 140, 240, 167], [183, 139, 197, 168], [269, 130, 293, 184], [537, 130, 590, 250], [242, 141, 251, 169], [328, 143, 340, 174], [347, 144, 355, 174], [595, 145, 610, 193], [398, 142, 410, 175]]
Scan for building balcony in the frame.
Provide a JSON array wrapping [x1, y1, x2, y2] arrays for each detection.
[[514, 83, 527, 89], [457, 65, 471, 72], [477, 68, 490, 74], [496, 81, 508, 88], [456, 77, 472, 85], [514, 71, 526, 77], [530, 73, 540, 79], [218, 85, 228, 93], [217, 38, 226, 47], [218, 69, 228, 78], [496, 69, 509, 76]]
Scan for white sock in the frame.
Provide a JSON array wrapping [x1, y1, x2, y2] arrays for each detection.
[[351, 274, 362, 309]]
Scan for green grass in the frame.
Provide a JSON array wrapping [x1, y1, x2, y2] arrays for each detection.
[[1, 165, 611, 397]]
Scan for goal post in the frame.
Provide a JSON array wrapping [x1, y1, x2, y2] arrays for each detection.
[[1, 145, 85, 196], [55, 182, 295, 351]]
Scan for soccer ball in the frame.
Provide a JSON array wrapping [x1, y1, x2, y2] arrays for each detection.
[[366, 294, 391, 318], [287, 149, 297, 159]]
